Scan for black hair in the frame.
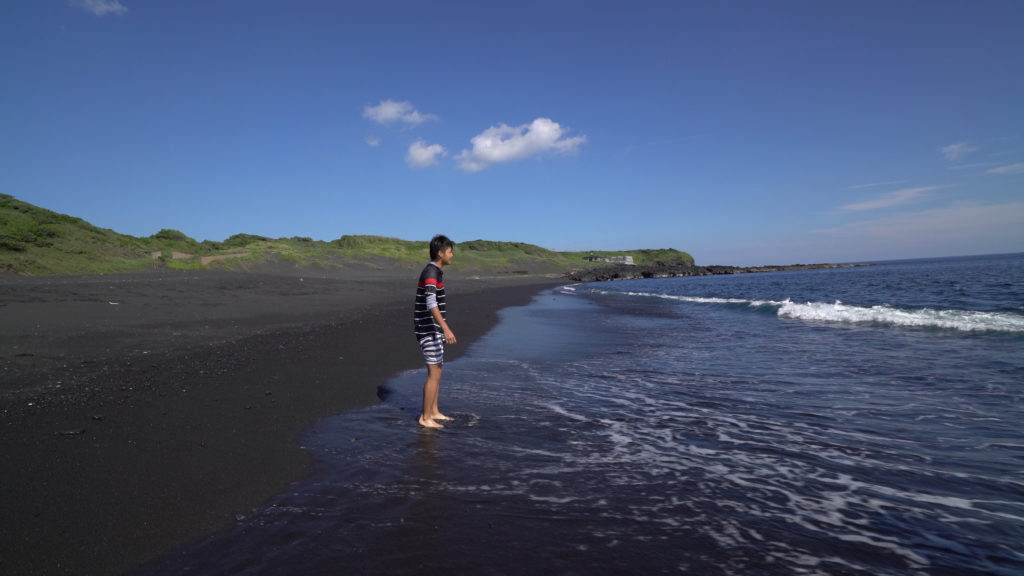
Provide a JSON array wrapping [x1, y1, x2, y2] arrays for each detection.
[[430, 234, 454, 261]]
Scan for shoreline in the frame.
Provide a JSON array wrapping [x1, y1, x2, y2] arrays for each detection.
[[0, 269, 564, 575]]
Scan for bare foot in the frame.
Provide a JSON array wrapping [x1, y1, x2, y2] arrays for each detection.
[[419, 415, 444, 428], [432, 412, 453, 421]]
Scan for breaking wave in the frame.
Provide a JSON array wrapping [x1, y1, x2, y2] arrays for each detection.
[[777, 300, 1024, 333], [588, 289, 1024, 333]]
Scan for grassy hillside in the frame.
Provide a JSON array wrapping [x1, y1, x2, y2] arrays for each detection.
[[560, 249, 694, 267], [0, 195, 693, 275]]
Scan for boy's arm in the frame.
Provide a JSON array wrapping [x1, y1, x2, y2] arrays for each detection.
[[430, 306, 456, 344]]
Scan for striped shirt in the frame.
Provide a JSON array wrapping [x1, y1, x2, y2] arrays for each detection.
[[414, 262, 446, 338]]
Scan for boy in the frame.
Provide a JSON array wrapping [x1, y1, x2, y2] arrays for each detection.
[[414, 235, 457, 428]]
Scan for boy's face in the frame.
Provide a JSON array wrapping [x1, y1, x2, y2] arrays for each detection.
[[438, 246, 454, 266]]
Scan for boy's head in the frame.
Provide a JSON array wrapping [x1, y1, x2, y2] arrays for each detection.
[[430, 235, 455, 262]]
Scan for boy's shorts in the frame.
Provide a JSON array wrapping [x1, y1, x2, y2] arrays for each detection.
[[418, 333, 444, 365]]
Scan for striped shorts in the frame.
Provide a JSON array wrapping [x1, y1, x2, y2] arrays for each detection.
[[418, 333, 445, 365]]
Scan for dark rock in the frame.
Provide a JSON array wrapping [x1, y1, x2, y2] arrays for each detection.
[[568, 262, 870, 283]]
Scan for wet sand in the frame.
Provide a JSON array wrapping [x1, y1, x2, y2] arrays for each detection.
[[0, 267, 563, 575]]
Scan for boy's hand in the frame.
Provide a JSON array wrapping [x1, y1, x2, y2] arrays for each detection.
[[444, 328, 456, 344]]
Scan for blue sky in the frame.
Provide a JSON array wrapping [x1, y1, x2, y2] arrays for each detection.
[[2, 1, 1022, 265]]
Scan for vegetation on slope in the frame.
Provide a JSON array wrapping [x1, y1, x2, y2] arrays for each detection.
[[0, 195, 693, 276]]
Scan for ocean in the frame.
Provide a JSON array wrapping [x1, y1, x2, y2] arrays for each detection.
[[137, 253, 1024, 575]]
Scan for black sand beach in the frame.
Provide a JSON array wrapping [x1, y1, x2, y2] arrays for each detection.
[[0, 267, 562, 575]]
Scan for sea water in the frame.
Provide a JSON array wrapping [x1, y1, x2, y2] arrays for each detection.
[[138, 253, 1024, 575]]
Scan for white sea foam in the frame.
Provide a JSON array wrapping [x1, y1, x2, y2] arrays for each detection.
[[606, 289, 776, 307], [778, 300, 1024, 332], [597, 288, 1024, 333]]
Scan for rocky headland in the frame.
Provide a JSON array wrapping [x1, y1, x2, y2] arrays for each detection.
[[568, 262, 870, 283]]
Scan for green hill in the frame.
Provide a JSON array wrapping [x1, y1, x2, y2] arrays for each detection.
[[0, 194, 693, 276]]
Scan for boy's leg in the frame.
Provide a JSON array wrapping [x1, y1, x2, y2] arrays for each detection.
[[417, 334, 451, 427], [419, 332, 444, 426], [427, 363, 449, 421], [420, 364, 443, 428]]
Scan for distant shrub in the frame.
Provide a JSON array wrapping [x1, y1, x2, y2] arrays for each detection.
[[460, 240, 550, 256], [333, 235, 390, 249], [223, 233, 269, 248], [0, 218, 60, 249], [0, 237, 27, 252], [151, 229, 191, 242]]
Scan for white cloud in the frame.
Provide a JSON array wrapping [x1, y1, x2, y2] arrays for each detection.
[[947, 162, 997, 171], [811, 201, 1024, 260], [365, 136, 381, 148], [987, 162, 1024, 175], [941, 141, 978, 161], [456, 118, 586, 172], [848, 180, 907, 190], [840, 186, 936, 212], [363, 99, 436, 125], [72, 0, 127, 16], [406, 140, 447, 168]]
